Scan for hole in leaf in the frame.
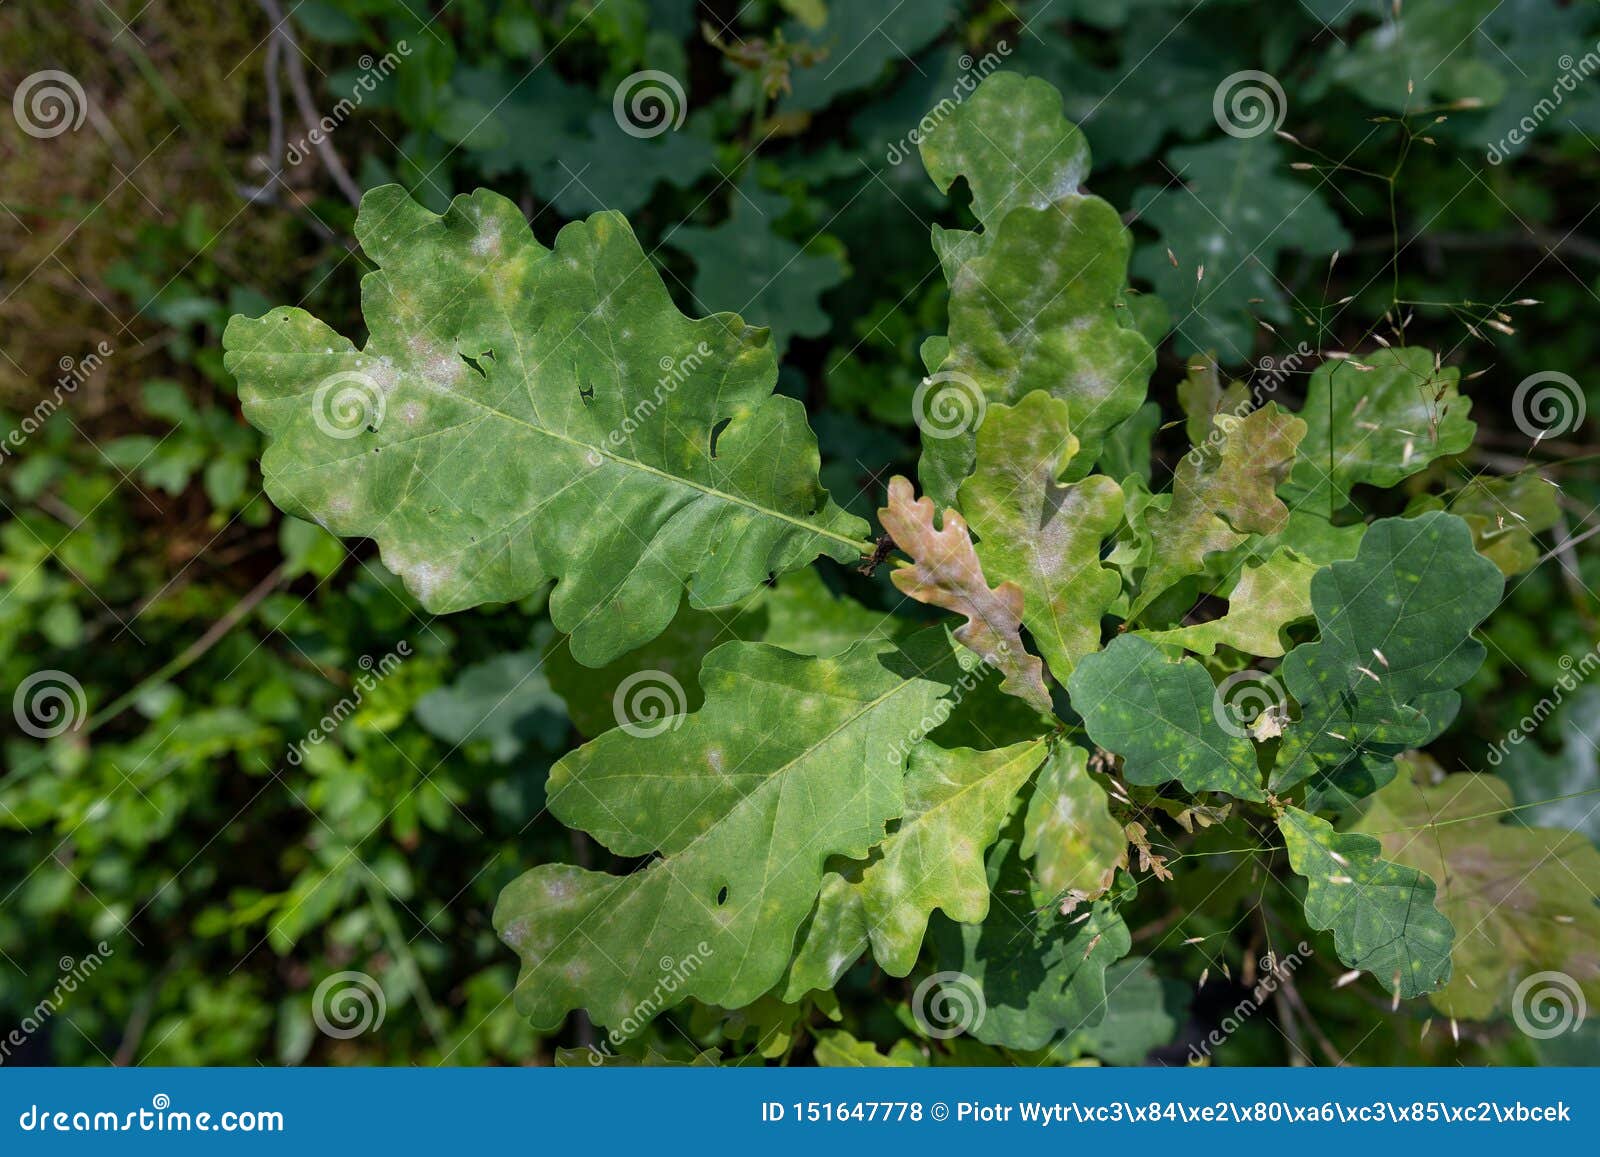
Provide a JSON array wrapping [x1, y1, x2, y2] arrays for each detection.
[[459, 350, 492, 378], [715, 885, 729, 906], [708, 418, 730, 459]]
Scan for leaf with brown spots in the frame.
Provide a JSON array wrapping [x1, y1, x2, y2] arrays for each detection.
[[880, 476, 1052, 713]]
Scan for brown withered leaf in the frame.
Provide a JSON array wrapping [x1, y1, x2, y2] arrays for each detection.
[[879, 476, 1052, 713]]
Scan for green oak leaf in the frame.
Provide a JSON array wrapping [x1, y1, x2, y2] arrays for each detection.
[[1021, 743, 1127, 906], [668, 181, 848, 354], [1271, 512, 1503, 802], [1278, 805, 1454, 999], [1098, 400, 1161, 484], [495, 630, 959, 1031], [783, 0, 958, 112], [1128, 401, 1305, 617], [223, 186, 868, 667], [1474, 0, 1600, 161], [784, 738, 1049, 998], [931, 828, 1132, 1049], [919, 72, 1090, 236], [1140, 547, 1318, 658], [1132, 137, 1348, 361], [413, 650, 568, 762], [1282, 347, 1475, 517], [813, 1030, 922, 1067], [1351, 755, 1600, 1019], [1500, 684, 1600, 845], [960, 392, 1124, 680], [1325, 0, 1507, 112], [1066, 958, 1179, 1065], [917, 73, 1153, 506], [544, 569, 907, 738], [1018, 23, 1233, 168], [1069, 634, 1266, 802], [453, 68, 716, 217], [1413, 472, 1562, 577]]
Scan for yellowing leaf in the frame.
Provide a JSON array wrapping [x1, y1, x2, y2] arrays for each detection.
[[494, 631, 959, 1030], [784, 738, 1049, 996], [960, 391, 1124, 680], [1351, 756, 1600, 1019]]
